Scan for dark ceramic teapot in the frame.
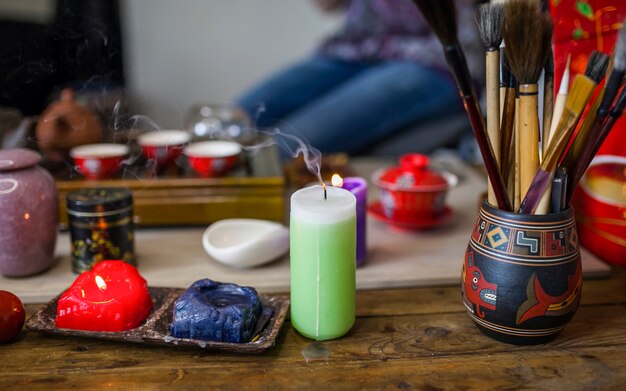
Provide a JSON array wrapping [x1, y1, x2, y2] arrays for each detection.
[[36, 88, 103, 162]]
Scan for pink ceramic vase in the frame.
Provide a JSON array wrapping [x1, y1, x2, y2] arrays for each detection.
[[0, 148, 58, 277]]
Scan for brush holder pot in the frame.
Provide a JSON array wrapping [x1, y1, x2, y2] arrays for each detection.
[[462, 201, 582, 345]]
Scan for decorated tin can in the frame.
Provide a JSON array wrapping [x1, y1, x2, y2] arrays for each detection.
[[66, 188, 135, 273]]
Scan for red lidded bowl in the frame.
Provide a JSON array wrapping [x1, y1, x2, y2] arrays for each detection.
[[372, 154, 457, 222]]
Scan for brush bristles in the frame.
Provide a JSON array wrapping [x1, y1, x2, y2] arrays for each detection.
[[476, 1, 505, 50], [585, 51, 609, 83], [614, 22, 626, 72], [503, 0, 553, 84], [412, 0, 457, 46], [565, 75, 597, 114]]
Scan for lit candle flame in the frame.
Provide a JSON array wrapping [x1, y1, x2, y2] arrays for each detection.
[[95, 275, 107, 291], [331, 174, 343, 187]]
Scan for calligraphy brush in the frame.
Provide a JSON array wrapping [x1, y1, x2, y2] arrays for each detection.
[[559, 59, 611, 171], [543, 54, 555, 156], [563, 23, 626, 177], [513, 86, 521, 209], [413, 0, 512, 211], [566, 87, 626, 205], [546, 54, 571, 149], [540, 0, 555, 157], [499, 51, 517, 201], [476, 0, 505, 207], [518, 51, 609, 214], [503, 0, 553, 203], [499, 42, 507, 116], [550, 166, 568, 213]]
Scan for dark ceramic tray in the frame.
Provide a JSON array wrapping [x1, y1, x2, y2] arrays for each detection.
[[25, 287, 289, 354]]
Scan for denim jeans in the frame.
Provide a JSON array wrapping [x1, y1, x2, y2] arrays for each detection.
[[235, 56, 461, 154]]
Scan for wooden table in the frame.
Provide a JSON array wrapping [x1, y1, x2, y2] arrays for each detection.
[[2, 155, 625, 389], [1, 267, 626, 390]]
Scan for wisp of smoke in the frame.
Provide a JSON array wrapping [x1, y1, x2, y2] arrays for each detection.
[[245, 127, 323, 184], [111, 100, 324, 184], [242, 103, 323, 184]]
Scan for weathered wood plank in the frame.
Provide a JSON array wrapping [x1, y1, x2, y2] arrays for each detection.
[[3, 270, 624, 390], [357, 267, 626, 317], [4, 303, 626, 373], [2, 345, 625, 390]]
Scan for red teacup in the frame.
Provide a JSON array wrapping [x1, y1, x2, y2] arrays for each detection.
[[137, 130, 191, 168], [572, 155, 626, 266], [70, 143, 129, 180], [184, 141, 241, 178]]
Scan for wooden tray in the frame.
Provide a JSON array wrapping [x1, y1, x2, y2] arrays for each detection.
[[25, 287, 290, 354], [52, 143, 286, 227]]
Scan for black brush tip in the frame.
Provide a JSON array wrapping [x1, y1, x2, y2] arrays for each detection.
[[585, 51, 610, 83], [476, 1, 505, 50], [413, 0, 457, 46], [503, 0, 553, 84]]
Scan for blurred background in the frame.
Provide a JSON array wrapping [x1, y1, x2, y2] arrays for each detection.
[[0, 0, 342, 128]]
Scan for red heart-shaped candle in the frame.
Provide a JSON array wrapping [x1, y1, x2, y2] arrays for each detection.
[[56, 261, 153, 332]]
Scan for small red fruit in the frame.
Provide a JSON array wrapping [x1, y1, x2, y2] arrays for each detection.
[[0, 290, 25, 342]]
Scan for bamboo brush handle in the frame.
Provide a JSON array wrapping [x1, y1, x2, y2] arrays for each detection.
[[518, 84, 540, 201], [500, 87, 506, 124], [535, 182, 551, 214], [462, 95, 512, 211], [561, 89, 603, 170], [443, 45, 511, 211], [545, 75, 597, 165], [500, 87, 516, 183], [521, 75, 599, 213], [547, 93, 566, 151], [514, 96, 521, 210], [534, 107, 579, 215], [486, 50, 501, 207], [542, 109, 579, 170], [566, 115, 617, 202], [542, 69, 555, 157]]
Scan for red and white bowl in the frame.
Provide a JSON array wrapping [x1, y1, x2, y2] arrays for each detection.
[[137, 130, 191, 167], [372, 154, 457, 222], [572, 155, 626, 266], [70, 143, 129, 180], [184, 141, 241, 178]]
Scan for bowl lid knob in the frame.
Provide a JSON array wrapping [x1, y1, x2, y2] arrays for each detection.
[[378, 154, 448, 189]]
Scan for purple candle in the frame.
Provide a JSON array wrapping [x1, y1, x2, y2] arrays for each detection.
[[332, 175, 367, 267]]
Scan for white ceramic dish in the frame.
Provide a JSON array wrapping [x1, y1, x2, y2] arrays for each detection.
[[202, 219, 289, 268]]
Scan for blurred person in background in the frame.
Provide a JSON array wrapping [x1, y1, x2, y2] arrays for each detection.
[[235, 0, 483, 155]]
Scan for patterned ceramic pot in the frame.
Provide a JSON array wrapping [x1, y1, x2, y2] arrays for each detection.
[[0, 149, 58, 277], [462, 202, 582, 345]]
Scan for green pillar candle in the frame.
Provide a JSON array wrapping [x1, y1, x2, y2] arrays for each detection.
[[290, 185, 356, 340]]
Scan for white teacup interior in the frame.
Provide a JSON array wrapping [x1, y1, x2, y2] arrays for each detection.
[[184, 141, 242, 158], [70, 143, 129, 158], [137, 130, 191, 147]]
